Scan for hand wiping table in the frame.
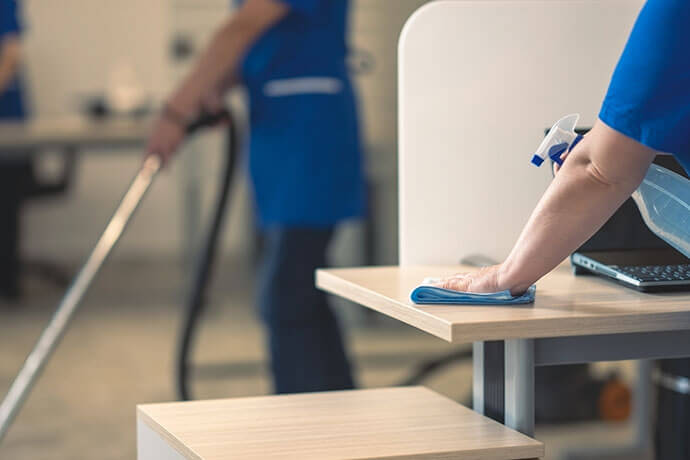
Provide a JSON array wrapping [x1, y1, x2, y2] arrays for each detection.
[[410, 277, 536, 305]]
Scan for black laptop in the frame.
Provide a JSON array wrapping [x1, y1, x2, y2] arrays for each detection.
[[570, 154, 690, 292]]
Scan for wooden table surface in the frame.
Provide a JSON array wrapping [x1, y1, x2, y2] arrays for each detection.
[[316, 265, 690, 343], [0, 117, 150, 152], [138, 387, 543, 460]]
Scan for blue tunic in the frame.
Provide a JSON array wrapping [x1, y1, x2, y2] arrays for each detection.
[[238, 0, 365, 228], [0, 0, 25, 120], [599, 0, 690, 172]]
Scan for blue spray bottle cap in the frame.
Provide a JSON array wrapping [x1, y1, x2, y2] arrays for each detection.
[[531, 114, 582, 167]]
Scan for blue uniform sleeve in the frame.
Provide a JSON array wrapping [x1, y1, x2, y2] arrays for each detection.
[[0, 0, 22, 38], [599, 0, 690, 157]]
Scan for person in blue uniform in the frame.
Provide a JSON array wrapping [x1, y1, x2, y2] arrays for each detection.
[[147, 0, 364, 393], [0, 0, 28, 299], [436, 0, 690, 308], [434, 1, 688, 457]]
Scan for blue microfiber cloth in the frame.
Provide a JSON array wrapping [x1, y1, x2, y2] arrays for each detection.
[[410, 278, 536, 305]]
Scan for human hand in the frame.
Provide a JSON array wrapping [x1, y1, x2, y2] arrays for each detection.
[[553, 133, 588, 175], [552, 150, 572, 175], [432, 264, 504, 294], [187, 89, 230, 132], [146, 108, 186, 166], [201, 87, 226, 116]]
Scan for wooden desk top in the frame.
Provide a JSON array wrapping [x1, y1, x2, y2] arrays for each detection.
[[316, 265, 690, 343], [137, 387, 543, 460], [0, 117, 149, 152]]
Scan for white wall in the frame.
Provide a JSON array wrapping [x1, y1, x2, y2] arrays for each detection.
[[21, 0, 171, 117], [19, 0, 255, 262]]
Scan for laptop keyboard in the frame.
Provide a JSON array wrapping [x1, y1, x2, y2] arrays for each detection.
[[615, 264, 690, 282]]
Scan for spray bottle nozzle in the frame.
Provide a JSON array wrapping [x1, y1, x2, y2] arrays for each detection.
[[531, 114, 581, 167]]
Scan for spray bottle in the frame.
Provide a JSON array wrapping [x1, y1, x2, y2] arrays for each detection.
[[532, 114, 690, 259], [531, 114, 583, 167]]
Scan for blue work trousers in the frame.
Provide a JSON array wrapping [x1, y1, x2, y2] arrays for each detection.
[[257, 227, 355, 394]]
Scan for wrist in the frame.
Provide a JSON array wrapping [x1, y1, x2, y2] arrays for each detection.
[[166, 89, 199, 121], [162, 101, 193, 128], [497, 260, 532, 295]]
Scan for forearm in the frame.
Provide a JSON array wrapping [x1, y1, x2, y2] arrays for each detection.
[[0, 38, 21, 95], [146, 0, 287, 162], [169, 0, 287, 116], [499, 120, 657, 292], [169, 22, 244, 114]]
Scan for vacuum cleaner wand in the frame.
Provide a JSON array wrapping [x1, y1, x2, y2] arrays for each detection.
[[0, 109, 230, 444], [0, 155, 161, 443]]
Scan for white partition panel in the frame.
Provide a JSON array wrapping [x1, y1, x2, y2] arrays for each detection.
[[398, 0, 644, 265]]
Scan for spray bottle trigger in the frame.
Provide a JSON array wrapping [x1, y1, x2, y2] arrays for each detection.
[[548, 143, 568, 166]]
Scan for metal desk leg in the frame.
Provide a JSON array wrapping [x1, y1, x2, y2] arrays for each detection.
[[505, 339, 535, 437], [473, 341, 505, 423], [475, 340, 536, 460], [634, 360, 653, 454], [473, 342, 485, 414]]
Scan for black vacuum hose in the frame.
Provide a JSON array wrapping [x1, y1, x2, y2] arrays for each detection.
[[176, 109, 238, 401]]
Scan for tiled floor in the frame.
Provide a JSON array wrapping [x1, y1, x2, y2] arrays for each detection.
[[0, 258, 650, 459]]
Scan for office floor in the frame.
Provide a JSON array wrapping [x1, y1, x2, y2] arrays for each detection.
[[0, 257, 646, 460]]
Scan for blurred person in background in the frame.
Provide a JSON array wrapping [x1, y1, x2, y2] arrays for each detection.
[[0, 0, 28, 300], [147, 0, 365, 393]]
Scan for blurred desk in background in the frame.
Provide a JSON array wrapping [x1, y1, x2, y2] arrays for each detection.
[[0, 117, 150, 153], [0, 117, 203, 283]]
